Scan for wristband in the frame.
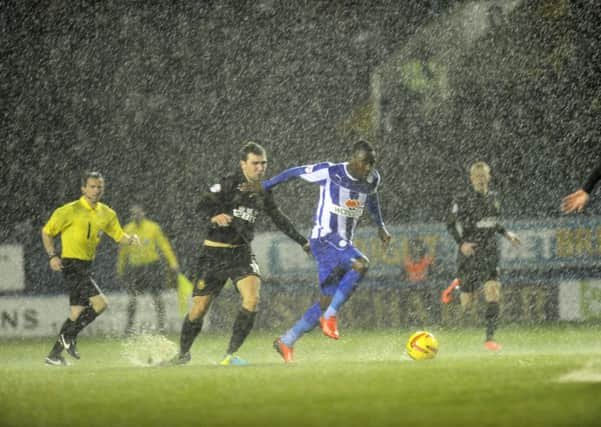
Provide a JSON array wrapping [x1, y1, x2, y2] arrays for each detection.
[[48, 253, 59, 260]]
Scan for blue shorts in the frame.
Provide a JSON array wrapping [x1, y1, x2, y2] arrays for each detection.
[[310, 234, 366, 296]]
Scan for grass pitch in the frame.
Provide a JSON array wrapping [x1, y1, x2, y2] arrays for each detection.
[[1, 325, 600, 427]]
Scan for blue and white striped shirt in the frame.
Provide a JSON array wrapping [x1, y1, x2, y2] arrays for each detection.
[[262, 162, 385, 241]]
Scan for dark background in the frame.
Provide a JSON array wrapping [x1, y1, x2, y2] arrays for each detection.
[[1, 0, 600, 292]]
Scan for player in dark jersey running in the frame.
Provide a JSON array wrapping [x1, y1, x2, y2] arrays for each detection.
[[169, 142, 309, 366], [562, 163, 601, 213], [446, 161, 520, 351]]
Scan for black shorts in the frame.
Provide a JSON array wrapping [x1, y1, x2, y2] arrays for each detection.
[[124, 262, 165, 295], [192, 244, 260, 298], [61, 258, 102, 306], [457, 253, 499, 293]]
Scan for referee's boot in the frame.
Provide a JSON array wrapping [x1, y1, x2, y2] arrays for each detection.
[[59, 334, 80, 360], [320, 316, 340, 340]]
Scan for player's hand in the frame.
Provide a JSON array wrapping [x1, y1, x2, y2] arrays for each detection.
[[505, 231, 521, 247], [378, 227, 392, 250], [301, 242, 311, 256], [239, 180, 263, 193], [460, 242, 476, 256], [49, 256, 62, 271], [211, 213, 233, 227], [561, 189, 589, 213], [128, 234, 141, 246]]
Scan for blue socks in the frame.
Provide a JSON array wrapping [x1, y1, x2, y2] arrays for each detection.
[[281, 269, 365, 347], [323, 269, 363, 319], [281, 303, 321, 347]]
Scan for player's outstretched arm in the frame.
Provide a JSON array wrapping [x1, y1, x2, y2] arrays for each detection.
[[264, 192, 308, 248], [562, 163, 601, 213], [262, 162, 331, 191], [366, 191, 390, 250], [267, 206, 308, 248], [378, 226, 391, 250]]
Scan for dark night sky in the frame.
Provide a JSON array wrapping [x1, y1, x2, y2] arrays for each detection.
[[2, 1, 600, 267]]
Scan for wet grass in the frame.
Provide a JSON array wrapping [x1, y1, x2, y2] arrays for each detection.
[[1, 325, 600, 427]]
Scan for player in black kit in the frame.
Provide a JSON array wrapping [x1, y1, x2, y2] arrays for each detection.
[[446, 161, 520, 351], [170, 142, 309, 366]]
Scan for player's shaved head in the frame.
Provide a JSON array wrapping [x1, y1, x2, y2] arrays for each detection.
[[351, 140, 376, 166]]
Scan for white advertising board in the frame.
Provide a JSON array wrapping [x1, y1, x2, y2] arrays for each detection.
[[559, 280, 601, 321], [0, 291, 190, 338], [0, 244, 25, 291]]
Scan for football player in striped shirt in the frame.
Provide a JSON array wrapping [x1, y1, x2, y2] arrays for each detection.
[[265, 140, 391, 362]]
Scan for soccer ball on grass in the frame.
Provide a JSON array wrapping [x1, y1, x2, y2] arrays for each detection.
[[406, 331, 439, 360]]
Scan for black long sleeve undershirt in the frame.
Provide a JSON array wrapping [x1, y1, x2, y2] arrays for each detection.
[[266, 206, 307, 247], [583, 163, 601, 194]]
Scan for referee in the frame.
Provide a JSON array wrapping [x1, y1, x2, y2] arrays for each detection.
[[42, 171, 140, 366]]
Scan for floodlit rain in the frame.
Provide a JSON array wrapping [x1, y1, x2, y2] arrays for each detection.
[[1, 1, 601, 426]]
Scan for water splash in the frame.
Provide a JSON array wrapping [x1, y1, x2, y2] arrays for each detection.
[[120, 332, 178, 367]]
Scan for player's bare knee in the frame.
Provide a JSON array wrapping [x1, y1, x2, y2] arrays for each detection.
[[189, 296, 210, 320], [188, 308, 203, 321], [242, 294, 260, 312], [90, 297, 108, 314], [460, 293, 473, 311], [352, 258, 369, 275], [484, 280, 501, 302], [69, 306, 85, 321]]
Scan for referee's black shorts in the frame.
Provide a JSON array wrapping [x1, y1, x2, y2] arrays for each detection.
[[192, 244, 260, 298], [61, 258, 103, 306]]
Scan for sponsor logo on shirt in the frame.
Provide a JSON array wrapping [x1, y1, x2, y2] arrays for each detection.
[[476, 217, 498, 228], [329, 203, 364, 218], [233, 206, 257, 223], [345, 199, 361, 209]]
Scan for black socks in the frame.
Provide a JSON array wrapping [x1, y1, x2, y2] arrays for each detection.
[[485, 301, 500, 341], [180, 315, 204, 355], [48, 307, 100, 357], [226, 308, 257, 355]]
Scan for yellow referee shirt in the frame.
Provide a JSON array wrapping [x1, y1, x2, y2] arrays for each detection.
[[42, 196, 125, 261], [117, 218, 178, 274]]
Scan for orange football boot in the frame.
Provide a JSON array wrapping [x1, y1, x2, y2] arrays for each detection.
[[320, 316, 340, 340], [485, 340, 503, 351], [273, 338, 294, 363], [442, 278, 460, 304]]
